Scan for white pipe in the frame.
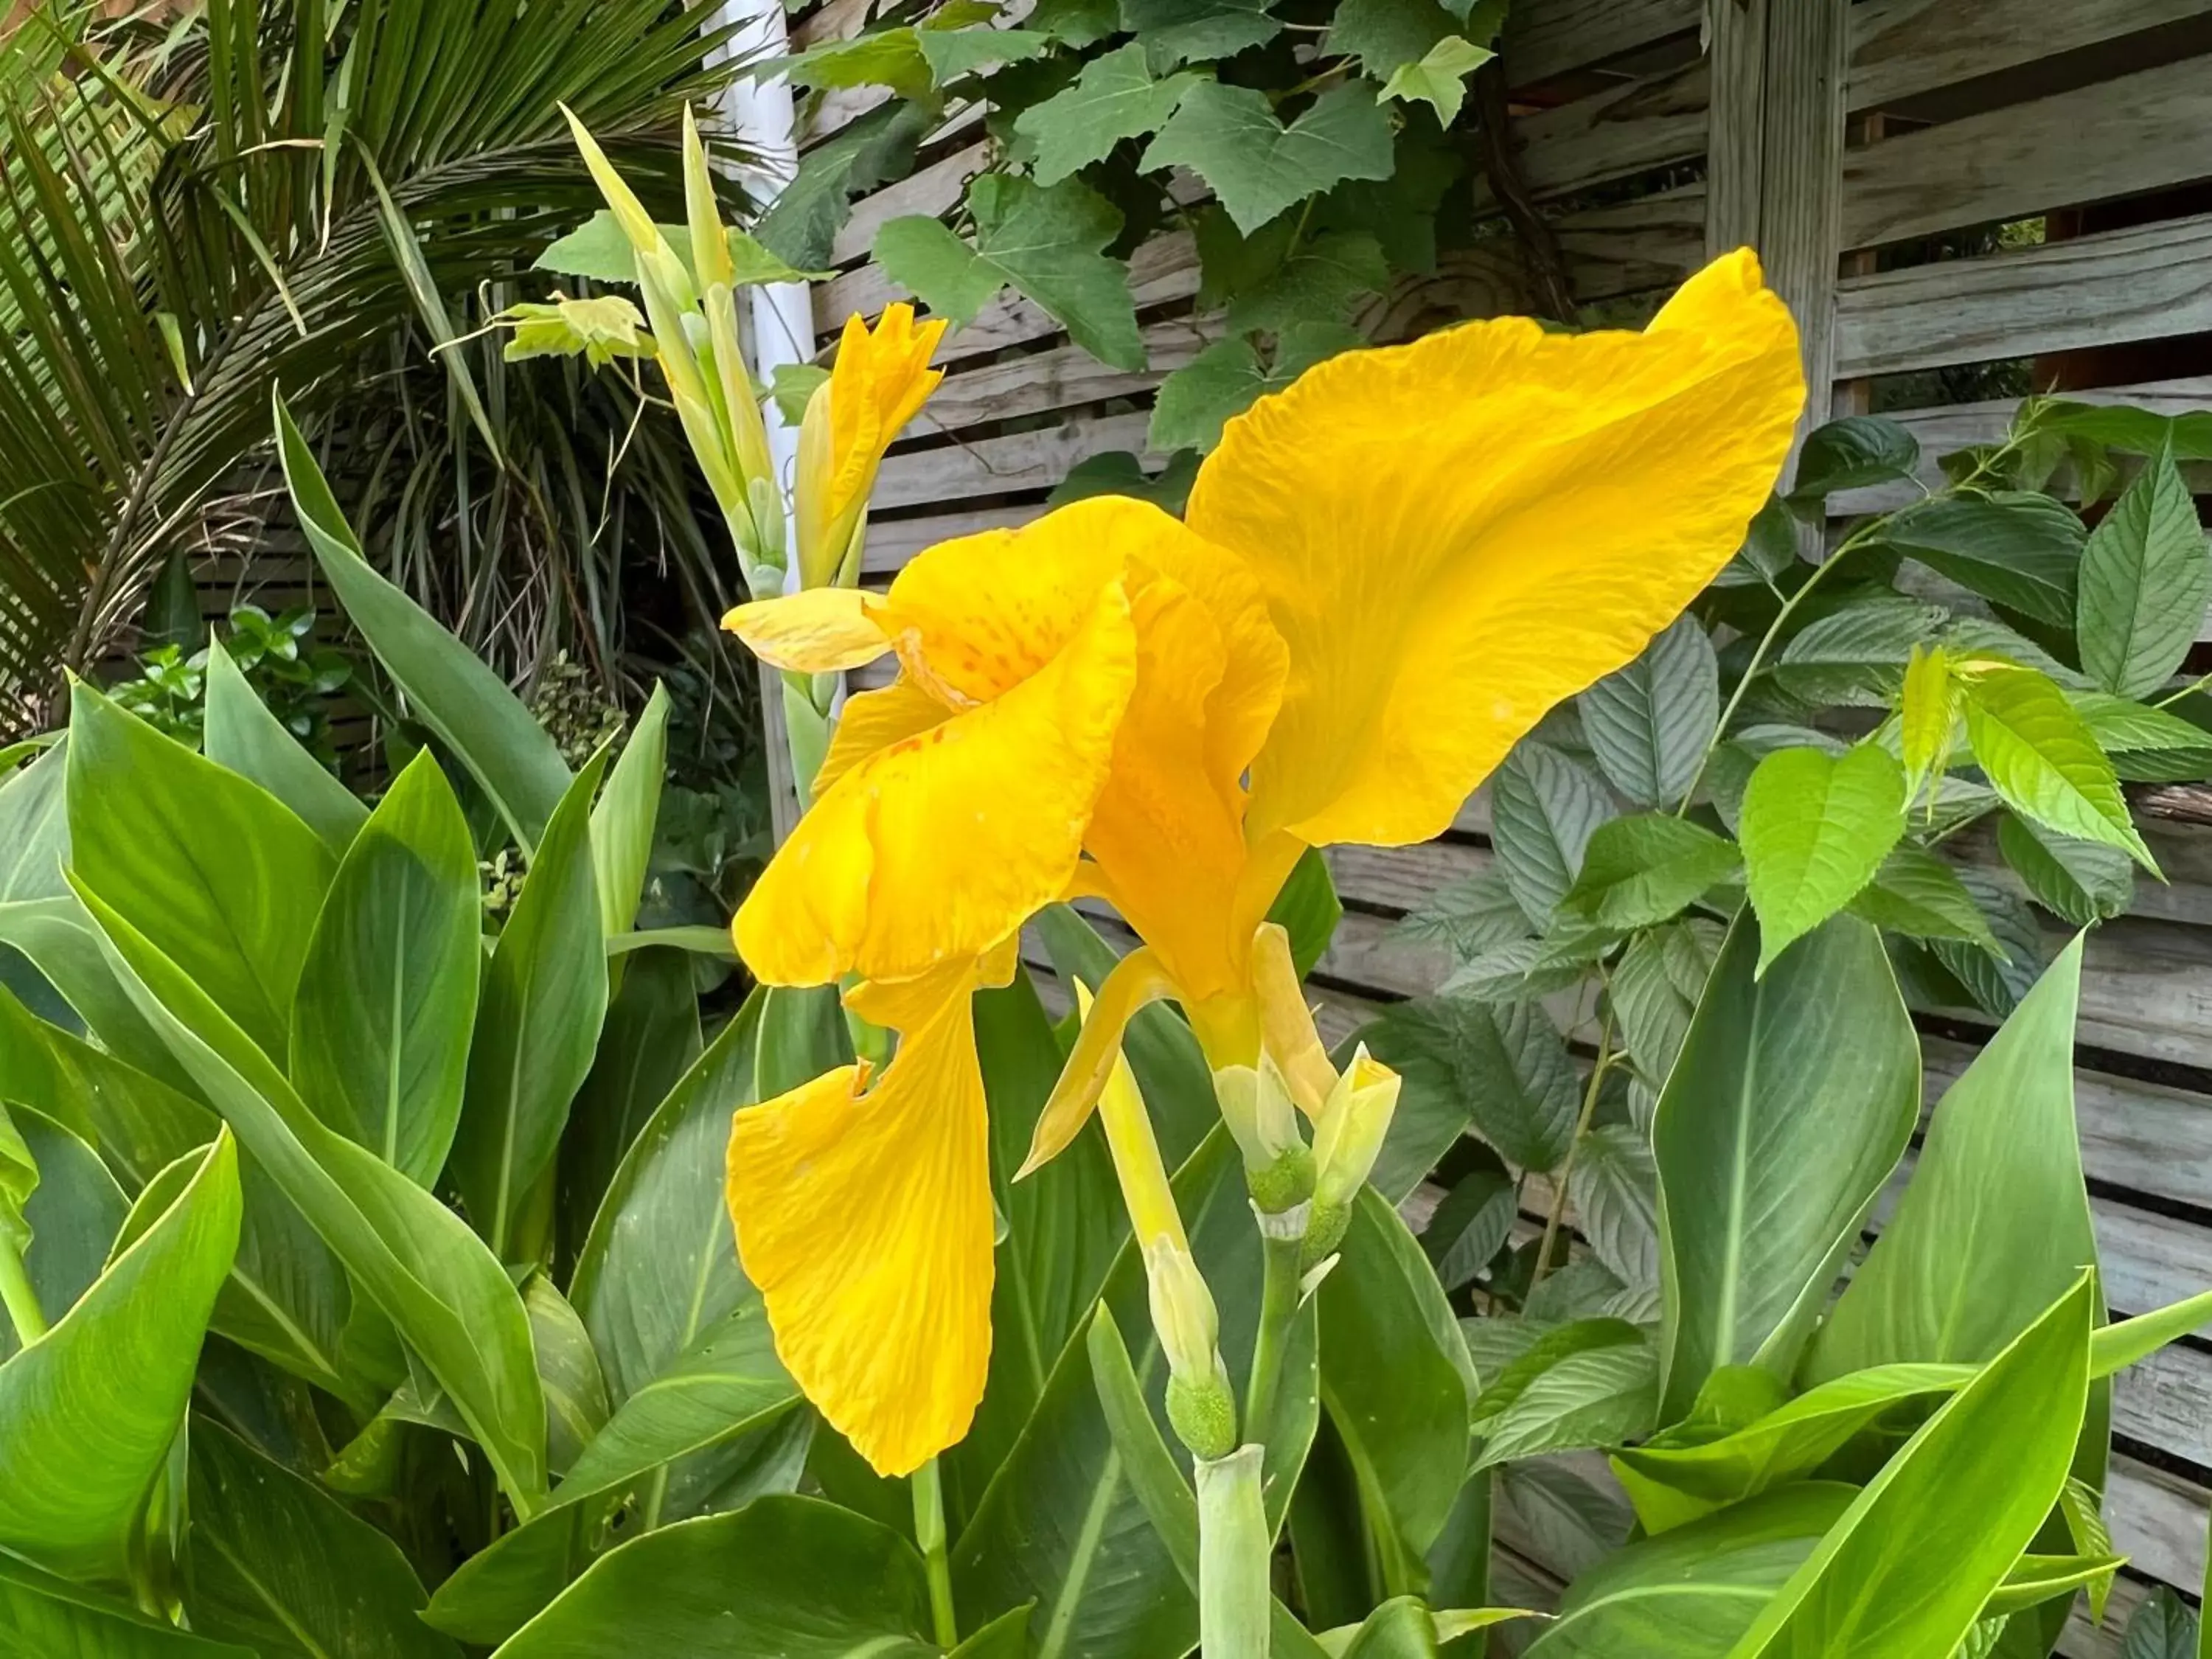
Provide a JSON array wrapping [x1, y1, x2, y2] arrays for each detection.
[[712, 1, 813, 524]]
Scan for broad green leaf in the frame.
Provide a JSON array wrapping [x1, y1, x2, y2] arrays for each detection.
[[1998, 814, 2134, 924], [779, 27, 933, 99], [1472, 1337, 1658, 1470], [877, 174, 1144, 370], [951, 1607, 1035, 1659], [2071, 690, 2212, 779], [755, 101, 933, 274], [1378, 35, 1494, 122], [1524, 1484, 1856, 1658], [1848, 845, 2000, 954], [0, 1107, 127, 1359], [1489, 740, 1613, 927], [1787, 415, 1919, 504], [1440, 930, 1614, 1004], [1653, 915, 1919, 1417], [1558, 813, 1739, 932], [0, 1133, 238, 1582], [68, 684, 335, 1060], [1014, 43, 1201, 185], [1569, 1123, 1661, 1296], [1326, 0, 1456, 76], [2077, 442, 2211, 700], [1926, 868, 2045, 1020], [1725, 1275, 2096, 1658], [291, 753, 480, 1186], [276, 396, 571, 855], [1472, 1318, 1643, 1430], [526, 1276, 609, 1478], [1963, 665, 2154, 870], [0, 897, 200, 1102], [1435, 998, 1577, 1174], [1119, 0, 1283, 63], [1885, 493, 2085, 630], [1209, 223, 1390, 335], [202, 643, 367, 856], [1420, 1167, 1516, 1292], [1045, 448, 1203, 515], [536, 212, 832, 288], [591, 684, 669, 942], [0, 739, 69, 902], [184, 1419, 458, 1658], [2120, 1586, 2199, 1658], [1579, 618, 1720, 807], [1320, 1596, 1534, 1658], [1148, 323, 1366, 453], [453, 756, 611, 1259], [916, 26, 1052, 83], [1770, 598, 1945, 709], [1806, 936, 2102, 1380], [1610, 919, 1722, 1089], [1739, 744, 1907, 974], [0, 1550, 250, 1656], [493, 1497, 936, 1658], [1142, 81, 1394, 236], [1320, 1187, 1475, 1581], [70, 877, 549, 1507]]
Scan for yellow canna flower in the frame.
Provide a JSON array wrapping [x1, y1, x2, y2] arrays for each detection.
[[796, 304, 949, 589], [720, 250, 1805, 1473]]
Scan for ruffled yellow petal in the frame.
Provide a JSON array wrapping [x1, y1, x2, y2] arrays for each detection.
[[816, 678, 950, 796], [1188, 248, 1804, 848], [735, 582, 1138, 987], [723, 588, 891, 674], [726, 978, 992, 1476]]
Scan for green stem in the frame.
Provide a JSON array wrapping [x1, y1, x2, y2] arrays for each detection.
[[912, 1457, 958, 1649], [2157, 669, 2212, 709], [1242, 1222, 1304, 1450], [1531, 1011, 1613, 1290], [1194, 1446, 1270, 1659], [0, 1231, 46, 1346]]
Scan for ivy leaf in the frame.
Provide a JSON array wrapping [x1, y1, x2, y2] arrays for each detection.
[[777, 28, 933, 99], [1739, 743, 1908, 974], [1119, 0, 1283, 65], [875, 175, 1144, 370], [1962, 664, 2155, 872], [1147, 322, 1364, 453], [915, 26, 1054, 86], [1044, 448, 1201, 512], [1380, 35, 1495, 124], [727, 231, 836, 286], [1557, 814, 1740, 933], [1328, 0, 1458, 77], [1142, 80, 1395, 236], [1848, 845, 2000, 956], [497, 296, 651, 366], [1014, 44, 1203, 186], [1997, 814, 2135, 925], [1225, 232, 1388, 334], [755, 100, 932, 271], [2076, 441, 2211, 700], [1032, 0, 1119, 46], [768, 363, 830, 428]]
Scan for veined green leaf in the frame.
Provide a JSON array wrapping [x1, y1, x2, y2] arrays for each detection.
[[1787, 416, 1919, 504], [1472, 1337, 1658, 1471], [1141, 81, 1394, 236], [1559, 813, 1739, 932], [2076, 442, 2211, 700], [1739, 744, 1907, 974], [202, 642, 367, 856], [1014, 44, 1202, 185], [0, 1548, 251, 1655], [1489, 740, 1613, 928], [1579, 617, 1719, 808], [1962, 665, 2154, 872], [1848, 845, 2000, 954], [1885, 493, 2084, 630], [1997, 814, 2134, 925]]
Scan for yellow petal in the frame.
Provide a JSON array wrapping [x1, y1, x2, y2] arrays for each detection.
[[1189, 248, 1804, 848], [817, 677, 950, 796], [726, 984, 992, 1476], [1251, 921, 1333, 1119], [1020, 945, 1175, 1179], [736, 583, 1138, 987], [724, 588, 890, 674]]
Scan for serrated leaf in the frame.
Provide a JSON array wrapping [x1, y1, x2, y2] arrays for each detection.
[[1927, 869, 2045, 1019], [2119, 1585, 2197, 1658], [1849, 845, 2000, 954], [2076, 442, 2211, 699], [1379, 34, 1494, 122], [2070, 691, 2212, 782], [876, 175, 1144, 369], [1422, 997, 1582, 1173], [1422, 1169, 1517, 1291], [779, 27, 933, 99], [1571, 1124, 1660, 1295], [1221, 230, 1390, 335], [1147, 323, 1364, 452], [1997, 814, 2134, 925], [1329, 0, 1457, 77], [1899, 643, 1961, 804], [917, 26, 1052, 84], [1489, 740, 1615, 927], [1610, 919, 1722, 1088], [1440, 932, 1612, 1004], [1119, 0, 1283, 65], [1141, 80, 1395, 236], [1014, 44, 1201, 186], [498, 296, 651, 367], [1739, 744, 1907, 973], [1474, 1336, 1660, 1469], [1787, 415, 1920, 505], [1963, 665, 2154, 871], [1559, 813, 1739, 931], [1885, 493, 2086, 630], [1579, 616, 1720, 807], [1044, 448, 1201, 512], [1393, 866, 1531, 962], [1772, 598, 1947, 709]]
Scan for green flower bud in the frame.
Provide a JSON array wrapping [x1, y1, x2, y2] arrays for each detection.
[[1213, 1057, 1313, 1213], [1144, 1239, 1239, 1458]]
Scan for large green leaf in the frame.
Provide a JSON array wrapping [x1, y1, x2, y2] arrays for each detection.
[[0, 896, 201, 1101], [1885, 493, 2084, 631], [1489, 740, 1613, 927], [1148, 324, 1366, 454], [1472, 1336, 1659, 1471], [876, 174, 1144, 371], [1120, 0, 1284, 63], [1578, 617, 1720, 808], [69, 877, 549, 1507], [0, 731, 69, 904], [1963, 666, 2154, 869], [1319, 1187, 1475, 1589], [491, 1497, 936, 1658], [1739, 743, 1906, 974], [1806, 935, 2101, 1378], [274, 395, 571, 855], [0, 1132, 238, 1582], [2076, 443, 2211, 700], [0, 1550, 250, 1657], [184, 1419, 459, 1658], [290, 752, 480, 1186], [1141, 80, 1394, 235], [1014, 43, 1203, 184], [1787, 416, 1920, 504], [1726, 1274, 2096, 1658], [453, 755, 611, 1258], [67, 684, 335, 1060], [2120, 1587, 2199, 1658], [589, 684, 669, 943], [1610, 919, 1722, 1089], [0, 1106, 127, 1358], [1653, 915, 1919, 1418], [1997, 814, 2133, 925], [201, 642, 368, 857], [1558, 813, 1739, 933]]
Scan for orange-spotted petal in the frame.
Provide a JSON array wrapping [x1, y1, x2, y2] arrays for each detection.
[[816, 677, 950, 796], [1188, 248, 1804, 849], [726, 981, 992, 1475]]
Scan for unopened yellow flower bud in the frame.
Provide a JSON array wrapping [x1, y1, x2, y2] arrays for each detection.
[[1212, 1057, 1313, 1214], [1147, 1239, 1237, 1459], [1304, 1046, 1402, 1262], [795, 305, 946, 589]]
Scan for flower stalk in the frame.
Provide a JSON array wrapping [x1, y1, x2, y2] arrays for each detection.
[[911, 1457, 958, 1648], [1194, 1446, 1271, 1659]]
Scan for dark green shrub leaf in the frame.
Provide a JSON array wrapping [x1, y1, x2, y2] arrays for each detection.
[[1559, 813, 1739, 932], [1787, 415, 1920, 505], [1883, 493, 2084, 630], [2076, 442, 2211, 700], [1577, 617, 1719, 807]]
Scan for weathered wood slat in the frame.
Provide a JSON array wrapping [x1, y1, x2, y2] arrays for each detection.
[[790, 0, 870, 51], [862, 504, 1035, 574], [1501, 0, 1700, 90], [916, 316, 1214, 436], [1483, 58, 1709, 208], [1835, 210, 2212, 380], [830, 138, 987, 266], [1557, 180, 1704, 302], [1840, 55, 2212, 251], [871, 411, 1153, 511], [1848, 0, 2212, 112]]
